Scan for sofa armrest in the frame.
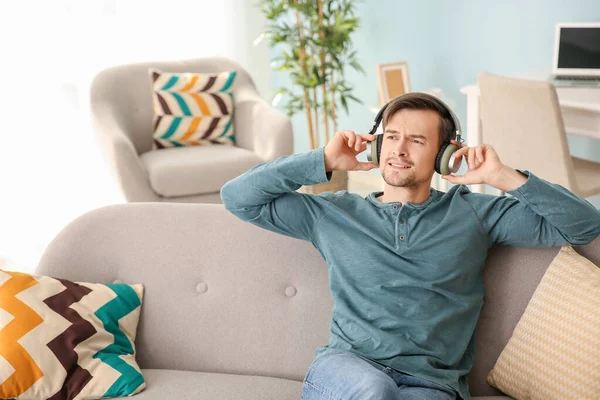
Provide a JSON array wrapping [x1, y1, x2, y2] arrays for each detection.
[[91, 104, 160, 202], [233, 89, 294, 162]]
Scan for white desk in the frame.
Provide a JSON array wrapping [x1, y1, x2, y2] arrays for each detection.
[[460, 77, 600, 194]]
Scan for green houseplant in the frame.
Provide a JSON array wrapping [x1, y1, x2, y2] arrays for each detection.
[[257, 0, 365, 193]]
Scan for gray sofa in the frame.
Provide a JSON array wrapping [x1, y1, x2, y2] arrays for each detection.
[[35, 203, 600, 400]]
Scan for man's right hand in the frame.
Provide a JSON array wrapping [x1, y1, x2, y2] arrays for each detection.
[[324, 131, 378, 173]]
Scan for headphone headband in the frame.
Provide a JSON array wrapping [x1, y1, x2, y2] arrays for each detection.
[[368, 92, 462, 144]]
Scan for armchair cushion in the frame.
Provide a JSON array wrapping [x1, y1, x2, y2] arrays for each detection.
[[0, 270, 145, 399], [140, 144, 265, 197], [150, 69, 237, 149], [486, 246, 600, 400]]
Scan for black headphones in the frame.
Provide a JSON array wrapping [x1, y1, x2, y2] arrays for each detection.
[[366, 92, 464, 176]]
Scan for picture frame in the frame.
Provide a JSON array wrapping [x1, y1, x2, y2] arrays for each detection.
[[376, 61, 411, 106]]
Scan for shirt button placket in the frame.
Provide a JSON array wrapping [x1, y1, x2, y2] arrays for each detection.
[[395, 205, 407, 246]]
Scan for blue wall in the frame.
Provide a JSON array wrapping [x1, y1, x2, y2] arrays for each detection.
[[270, 0, 600, 206]]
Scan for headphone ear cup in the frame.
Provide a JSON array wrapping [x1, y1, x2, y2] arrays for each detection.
[[435, 143, 459, 175], [375, 134, 383, 166], [369, 138, 377, 165], [369, 135, 384, 166]]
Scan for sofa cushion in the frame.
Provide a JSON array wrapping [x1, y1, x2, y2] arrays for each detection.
[[149, 69, 237, 149], [140, 144, 264, 197], [134, 370, 512, 400], [134, 369, 302, 400], [0, 270, 145, 399], [486, 246, 600, 400]]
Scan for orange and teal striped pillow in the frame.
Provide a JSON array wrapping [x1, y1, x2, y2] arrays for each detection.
[[0, 270, 145, 399], [150, 69, 237, 149]]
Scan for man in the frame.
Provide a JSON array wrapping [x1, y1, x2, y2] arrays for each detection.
[[220, 93, 600, 400]]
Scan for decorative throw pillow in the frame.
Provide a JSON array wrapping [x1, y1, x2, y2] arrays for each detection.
[[486, 246, 600, 400], [0, 270, 145, 399], [149, 68, 237, 149]]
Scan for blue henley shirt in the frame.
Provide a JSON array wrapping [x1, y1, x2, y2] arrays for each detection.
[[220, 146, 600, 400]]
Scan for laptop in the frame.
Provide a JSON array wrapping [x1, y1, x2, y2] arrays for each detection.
[[549, 22, 600, 87]]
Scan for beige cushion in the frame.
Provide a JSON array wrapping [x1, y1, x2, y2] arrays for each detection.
[[140, 145, 264, 197], [486, 246, 600, 400]]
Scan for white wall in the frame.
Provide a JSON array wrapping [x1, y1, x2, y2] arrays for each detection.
[[0, 0, 272, 271]]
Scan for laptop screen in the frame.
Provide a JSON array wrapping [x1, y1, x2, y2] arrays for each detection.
[[557, 27, 600, 69]]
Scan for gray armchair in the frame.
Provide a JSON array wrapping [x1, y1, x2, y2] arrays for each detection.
[[90, 57, 293, 203]]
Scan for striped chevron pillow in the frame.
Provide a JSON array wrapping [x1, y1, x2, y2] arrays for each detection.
[[150, 68, 237, 149], [0, 270, 145, 399]]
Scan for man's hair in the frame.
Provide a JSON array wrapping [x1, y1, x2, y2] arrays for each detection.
[[382, 93, 455, 146]]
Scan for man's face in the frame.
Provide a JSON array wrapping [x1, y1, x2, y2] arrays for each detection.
[[380, 108, 441, 188]]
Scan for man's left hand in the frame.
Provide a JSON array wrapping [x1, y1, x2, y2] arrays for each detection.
[[442, 141, 527, 192], [441, 141, 503, 186]]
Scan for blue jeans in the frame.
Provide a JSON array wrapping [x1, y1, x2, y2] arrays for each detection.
[[302, 349, 458, 400]]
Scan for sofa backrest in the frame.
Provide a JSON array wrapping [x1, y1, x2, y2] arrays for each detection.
[[469, 236, 599, 396], [36, 203, 600, 396], [36, 203, 333, 383], [89, 57, 258, 155]]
